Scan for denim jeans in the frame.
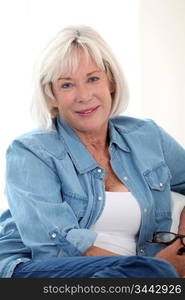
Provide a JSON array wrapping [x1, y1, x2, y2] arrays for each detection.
[[11, 256, 178, 278]]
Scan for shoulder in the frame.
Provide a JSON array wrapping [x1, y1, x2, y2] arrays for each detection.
[[7, 127, 65, 159], [110, 115, 158, 134]]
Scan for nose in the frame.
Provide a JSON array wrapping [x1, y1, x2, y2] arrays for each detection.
[[75, 84, 92, 103]]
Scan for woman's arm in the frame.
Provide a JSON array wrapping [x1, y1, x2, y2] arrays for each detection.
[[83, 245, 120, 256], [5, 139, 97, 257], [156, 122, 185, 194]]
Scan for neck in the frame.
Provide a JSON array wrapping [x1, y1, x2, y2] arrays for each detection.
[[73, 126, 109, 153]]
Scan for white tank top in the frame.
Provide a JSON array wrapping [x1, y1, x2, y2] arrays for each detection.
[[90, 192, 141, 255]]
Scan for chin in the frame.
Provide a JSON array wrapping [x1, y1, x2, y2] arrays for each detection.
[[71, 115, 109, 134]]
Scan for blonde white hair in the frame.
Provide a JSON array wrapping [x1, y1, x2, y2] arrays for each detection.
[[31, 25, 129, 130]]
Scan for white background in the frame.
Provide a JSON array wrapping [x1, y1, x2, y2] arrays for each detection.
[[0, 0, 184, 209]]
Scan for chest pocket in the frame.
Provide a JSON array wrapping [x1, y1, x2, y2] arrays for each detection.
[[144, 162, 172, 191]]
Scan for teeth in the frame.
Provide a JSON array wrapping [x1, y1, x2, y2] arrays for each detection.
[[80, 109, 94, 114], [83, 110, 92, 113]]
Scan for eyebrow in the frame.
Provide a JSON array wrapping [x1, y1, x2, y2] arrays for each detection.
[[58, 70, 101, 81]]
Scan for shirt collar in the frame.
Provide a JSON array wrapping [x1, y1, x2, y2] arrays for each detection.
[[55, 115, 130, 174], [56, 115, 98, 173], [108, 119, 130, 152]]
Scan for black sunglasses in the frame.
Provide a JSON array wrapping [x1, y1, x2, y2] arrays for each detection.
[[146, 231, 185, 255]]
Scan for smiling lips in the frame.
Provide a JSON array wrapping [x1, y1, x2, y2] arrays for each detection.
[[76, 105, 100, 116]]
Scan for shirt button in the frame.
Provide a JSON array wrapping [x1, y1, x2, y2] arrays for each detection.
[[159, 183, 163, 187], [140, 249, 145, 254], [144, 208, 147, 212], [123, 176, 128, 181], [97, 169, 102, 173], [51, 232, 57, 239], [98, 196, 102, 200]]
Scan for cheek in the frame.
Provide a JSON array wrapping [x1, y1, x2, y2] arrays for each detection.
[[55, 94, 74, 108], [96, 85, 112, 98]]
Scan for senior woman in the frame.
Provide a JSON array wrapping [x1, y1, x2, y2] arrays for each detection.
[[0, 25, 185, 278]]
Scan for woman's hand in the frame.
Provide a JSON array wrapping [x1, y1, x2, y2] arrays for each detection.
[[83, 245, 121, 256], [155, 239, 185, 277]]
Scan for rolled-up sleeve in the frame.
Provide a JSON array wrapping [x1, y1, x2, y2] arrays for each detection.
[[5, 140, 97, 259]]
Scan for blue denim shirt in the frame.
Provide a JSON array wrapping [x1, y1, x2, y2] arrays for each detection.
[[0, 115, 185, 277]]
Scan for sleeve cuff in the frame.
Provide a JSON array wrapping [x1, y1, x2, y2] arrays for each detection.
[[66, 229, 97, 254]]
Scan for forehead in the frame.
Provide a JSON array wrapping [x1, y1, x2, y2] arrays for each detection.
[[49, 47, 105, 83], [61, 60, 101, 78], [55, 48, 104, 78]]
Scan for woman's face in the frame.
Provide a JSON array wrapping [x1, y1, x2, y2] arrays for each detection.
[[51, 52, 114, 135]]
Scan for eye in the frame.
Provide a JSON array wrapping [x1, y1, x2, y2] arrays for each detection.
[[88, 76, 100, 83], [61, 82, 73, 89]]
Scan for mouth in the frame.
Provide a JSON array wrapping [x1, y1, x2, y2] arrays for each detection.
[[76, 105, 100, 116]]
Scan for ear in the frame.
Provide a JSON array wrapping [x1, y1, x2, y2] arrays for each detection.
[[109, 82, 115, 94], [51, 98, 59, 108], [46, 83, 58, 107]]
